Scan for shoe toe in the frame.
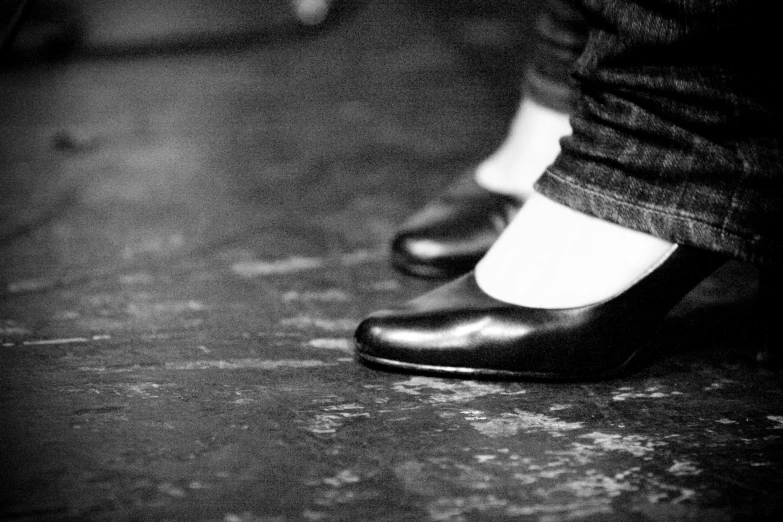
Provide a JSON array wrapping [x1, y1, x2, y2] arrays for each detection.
[[353, 312, 398, 359]]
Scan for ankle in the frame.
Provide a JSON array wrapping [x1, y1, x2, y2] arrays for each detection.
[[475, 195, 674, 309], [474, 98, 571, 199]]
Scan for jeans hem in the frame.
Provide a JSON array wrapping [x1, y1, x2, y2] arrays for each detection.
[[535, 168, 778, 265]]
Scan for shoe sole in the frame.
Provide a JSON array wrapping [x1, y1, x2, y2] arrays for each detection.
[[355, 349, 643, 382]]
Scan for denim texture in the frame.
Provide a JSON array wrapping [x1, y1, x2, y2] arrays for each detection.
[[534, 0, 783, 264]]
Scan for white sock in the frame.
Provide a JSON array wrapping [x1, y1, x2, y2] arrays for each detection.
[[475, 194, 675, 309], [475, 98, 572, 200]]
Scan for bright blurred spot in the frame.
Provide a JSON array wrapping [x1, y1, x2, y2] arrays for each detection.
[[291, 0, 331, 26]]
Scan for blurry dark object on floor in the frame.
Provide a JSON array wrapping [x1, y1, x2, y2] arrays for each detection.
[[1, 0, 366, 62], [2, 0, 530, 67], [1, 0, 83, 62], [0, 0, 34, 54]]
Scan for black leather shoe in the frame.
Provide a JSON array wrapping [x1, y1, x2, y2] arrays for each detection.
[[391, 172, 523, 278], [357, 245, 725, 380]]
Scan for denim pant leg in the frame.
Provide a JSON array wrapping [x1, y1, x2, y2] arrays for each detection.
[[524, 0, 587, 113], [534, 0, 783, 264]]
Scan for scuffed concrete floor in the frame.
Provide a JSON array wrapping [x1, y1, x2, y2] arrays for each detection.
[[1, 1, 782, 520]]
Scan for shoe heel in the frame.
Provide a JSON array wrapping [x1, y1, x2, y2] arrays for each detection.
[[756, 265, 781, 367]]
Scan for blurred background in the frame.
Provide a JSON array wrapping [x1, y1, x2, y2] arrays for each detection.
[[2, 0, 534, 72], [0, 0, 538, 300]]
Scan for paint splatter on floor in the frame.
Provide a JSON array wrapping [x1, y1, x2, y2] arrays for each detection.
[[392, 377, 526, 403], [470, 410, 583, 438], [232, 256, 325, 277], [281, 316, 356, 331], [306, 338, 353, 352], [612, 386, 684, 401]]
